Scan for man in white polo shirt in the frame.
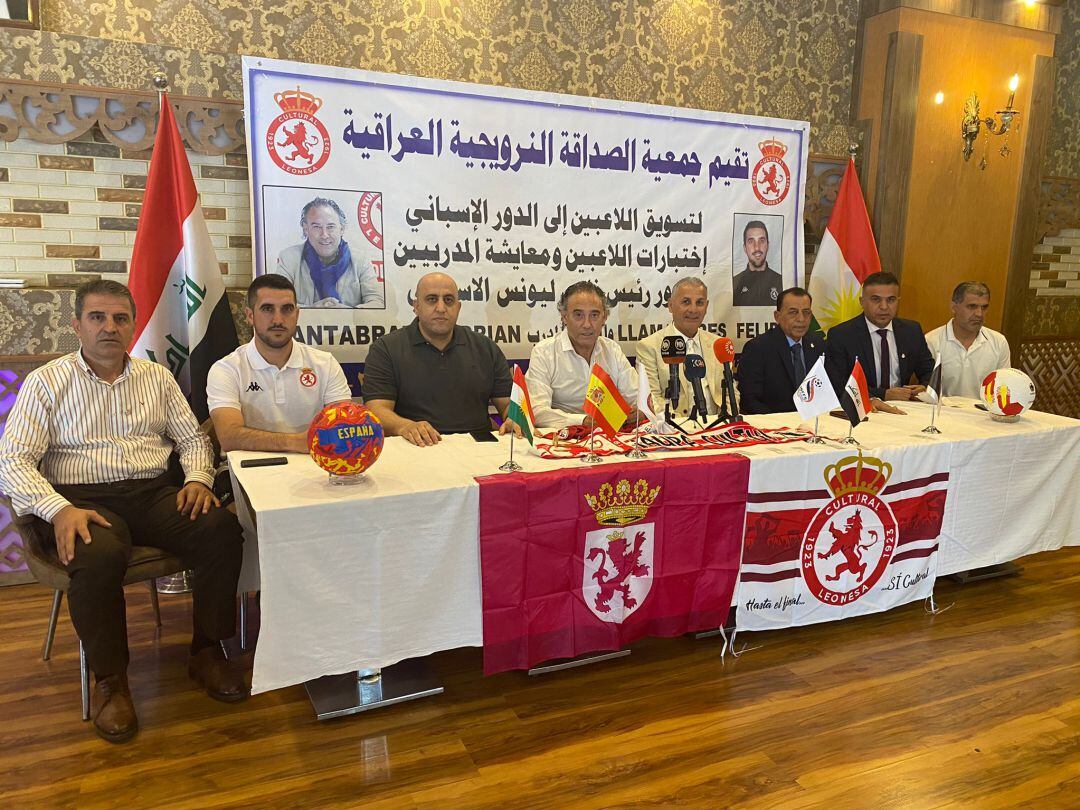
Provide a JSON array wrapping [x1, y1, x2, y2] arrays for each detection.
[[206, 275, 352, 452], [925, 281, 1011, 399]]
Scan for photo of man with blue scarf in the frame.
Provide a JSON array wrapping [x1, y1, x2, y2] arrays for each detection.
[[275, 196, 385, 308]]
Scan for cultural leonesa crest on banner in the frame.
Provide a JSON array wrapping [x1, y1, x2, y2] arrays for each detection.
[[751, 139, 791, 206], [266, 87, 331, 176], [582, 478, 660, 622], [801, 453, 898, 606]]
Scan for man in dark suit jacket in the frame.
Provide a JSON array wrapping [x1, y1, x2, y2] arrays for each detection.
[[825, 271, 935, 401], [737, 286, 825, 414]]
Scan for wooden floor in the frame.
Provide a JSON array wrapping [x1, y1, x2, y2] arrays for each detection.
[[1, 548, 1079, 809]]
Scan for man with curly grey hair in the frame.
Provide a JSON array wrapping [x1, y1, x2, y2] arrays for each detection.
[[275, 196, 384, 308]]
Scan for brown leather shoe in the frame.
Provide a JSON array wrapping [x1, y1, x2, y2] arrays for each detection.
[[90, 674, 138, 744], [188, 646, 249, 703]]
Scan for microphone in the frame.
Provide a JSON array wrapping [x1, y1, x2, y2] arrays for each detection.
[[712, 338, 740, 423], [683, 353, 709, 422], [660, 335, 686, 405], [713, 337, 736, 365]]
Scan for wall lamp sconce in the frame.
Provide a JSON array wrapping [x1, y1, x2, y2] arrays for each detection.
[[961, 74, 1020, 169]]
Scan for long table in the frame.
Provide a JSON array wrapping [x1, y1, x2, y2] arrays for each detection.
[[230, 401, 1080, 696]]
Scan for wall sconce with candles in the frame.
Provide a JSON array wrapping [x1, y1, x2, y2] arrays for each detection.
[[961, 74, 1020, 169]]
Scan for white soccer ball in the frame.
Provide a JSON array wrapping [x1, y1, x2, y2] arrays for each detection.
[[981, 368, 1035, 421]]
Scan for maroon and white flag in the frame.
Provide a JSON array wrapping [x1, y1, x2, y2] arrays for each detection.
[[477, 455, 750, 674], [735, 446, 950, 631], [129, 93, 237, 420]]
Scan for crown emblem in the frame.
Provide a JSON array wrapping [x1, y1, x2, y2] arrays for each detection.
[[274, 87, 323, 116], [758, 138, 788, 159], [588, 388, 605, 406], [823, 452, 892, 498], [585, 478, 660, 527]]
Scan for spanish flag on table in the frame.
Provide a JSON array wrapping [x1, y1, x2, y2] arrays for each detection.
[[506, 365, 536, 445], [583, 363, 631, 437]]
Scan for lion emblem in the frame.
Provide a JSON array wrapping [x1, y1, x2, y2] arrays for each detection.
[[587, 529, 650, 614], [816, 509, 880, 583], [277, 121, 319, 165]]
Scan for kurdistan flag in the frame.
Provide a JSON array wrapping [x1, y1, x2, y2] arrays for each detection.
[[507, 364, 536, 445], [808, 157, 881, 331]]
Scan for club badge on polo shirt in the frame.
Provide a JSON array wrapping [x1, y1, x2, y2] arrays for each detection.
[[300, 367, 317, 388]]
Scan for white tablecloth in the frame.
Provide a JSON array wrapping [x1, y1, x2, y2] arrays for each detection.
[[231, 401, 1080, 694]]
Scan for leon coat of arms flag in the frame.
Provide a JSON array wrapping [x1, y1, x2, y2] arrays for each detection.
[[477, 456, 751, 674], [583, 364, 631, 437]]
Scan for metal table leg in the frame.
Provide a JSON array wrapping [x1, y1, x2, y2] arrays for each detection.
[[304, 658, 444, 721]]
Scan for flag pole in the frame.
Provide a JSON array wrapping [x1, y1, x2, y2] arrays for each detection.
[[841, 421, 859, 445], [499, 425, 522, 472], [922, 396, 942, 435], [583, 413, 602, 464], [807, 415, 826, 444], [922, 335, 946, 435], [627, 412, 647, 459]]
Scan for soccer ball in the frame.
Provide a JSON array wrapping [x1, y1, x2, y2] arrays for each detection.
[[307, 402, 385, 476], [981, 368, 1035, 421]]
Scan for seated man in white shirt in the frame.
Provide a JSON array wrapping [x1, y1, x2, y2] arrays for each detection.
[[924, 281, 1011, 399], [0, 280, 246, 744], [206, 274, 352, 453], [526, 281, 638, 429], [635, 277, 725, 419]]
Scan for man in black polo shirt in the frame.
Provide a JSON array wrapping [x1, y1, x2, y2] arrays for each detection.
[[362, 272, 513, 446]]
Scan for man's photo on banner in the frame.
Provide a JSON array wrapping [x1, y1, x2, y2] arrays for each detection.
[[731, 212, 784, 308], [262, 185, 386, 309]]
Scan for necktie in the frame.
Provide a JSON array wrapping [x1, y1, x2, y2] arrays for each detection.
[[791, 342, 806, 383], [877, 329, 891, 389]]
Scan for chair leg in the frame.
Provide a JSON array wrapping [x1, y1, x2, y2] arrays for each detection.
[[149, 579, 162, 627], [43, 590, 63, 661], [239, 592, 248, 652], [79, 641, 90, 722]]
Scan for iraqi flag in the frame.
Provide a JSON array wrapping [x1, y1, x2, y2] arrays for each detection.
[[128, 93, 238, 421], [841, 358, 872, 428], [808, 157, 881, 331]]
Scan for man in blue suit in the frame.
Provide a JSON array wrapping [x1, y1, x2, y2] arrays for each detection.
[[737, 286, 825, 414], [825, 271, 935, 401]]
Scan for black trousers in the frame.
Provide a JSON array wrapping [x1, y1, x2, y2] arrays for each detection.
[[49, 474, 244, 678]]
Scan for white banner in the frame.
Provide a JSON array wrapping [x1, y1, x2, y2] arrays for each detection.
[[243, 57, 809, 363], [735, 447, 952, 632]]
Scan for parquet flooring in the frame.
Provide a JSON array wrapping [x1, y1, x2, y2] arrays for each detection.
[[1, 547, 1078, 808]]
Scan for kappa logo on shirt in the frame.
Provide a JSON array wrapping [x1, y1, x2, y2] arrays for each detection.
[[246, 381, 263, 392]]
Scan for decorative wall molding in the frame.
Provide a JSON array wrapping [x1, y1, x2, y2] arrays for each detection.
[[1018, 338, 1080, 419], [0, 79, 243, 155]]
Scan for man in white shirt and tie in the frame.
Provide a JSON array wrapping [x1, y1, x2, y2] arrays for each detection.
[[526, 281, 639, 429], [635, 277, 725, 418], [924, 281, 1011, 399]]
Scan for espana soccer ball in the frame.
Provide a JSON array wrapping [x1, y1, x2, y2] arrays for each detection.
[[307, 402, 385, 476], [981, 368, 1036, 422]]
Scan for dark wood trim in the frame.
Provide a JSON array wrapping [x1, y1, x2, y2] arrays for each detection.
[[0, 1, 41, 31], [1002, 54, 1057, 348], [860, 0, 1061, 33], [872, 30, 922, 280]]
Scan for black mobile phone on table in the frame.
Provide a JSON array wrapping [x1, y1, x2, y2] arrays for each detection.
[[469, 429, 498, 443], [240, 456, 289, 468]]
